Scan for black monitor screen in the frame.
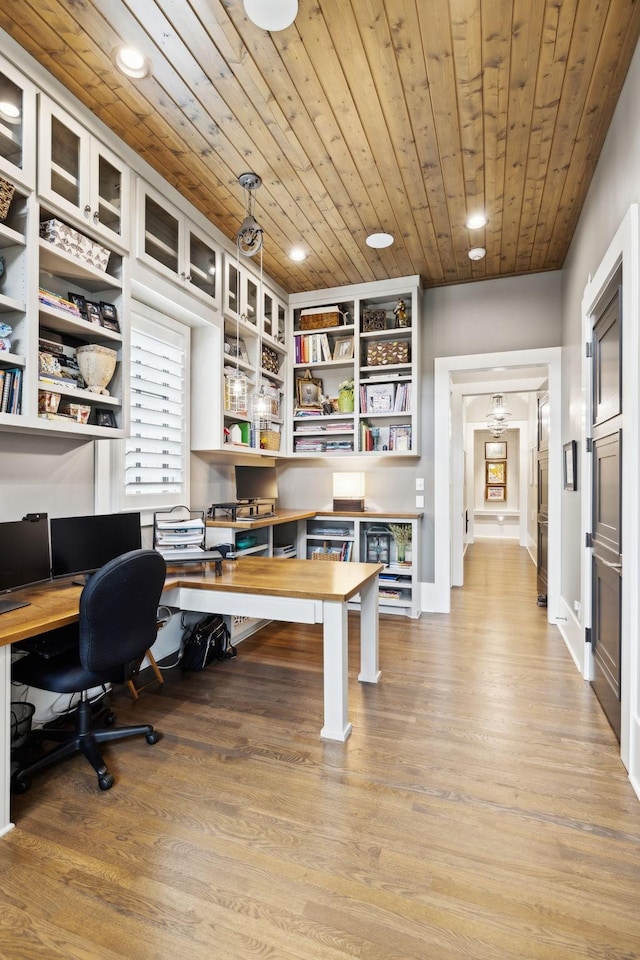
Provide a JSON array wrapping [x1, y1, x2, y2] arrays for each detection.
[[50, 512, 142, 579], [0, 517, 51, 593], [234, 465, 278, 502]]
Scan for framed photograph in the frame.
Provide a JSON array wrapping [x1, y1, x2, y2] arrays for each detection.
[[296, 374, 323, 407], [68, 291, 87, 317], [485, 460, 506, 485], [485, 440, 507, 459], [95, 408, 117, 428], [563, 440, 577, 491], [333, 337, 354, 360], [85, 300, 102, 326], [485, 484, 506, 502], [100, 301, 120, 333]]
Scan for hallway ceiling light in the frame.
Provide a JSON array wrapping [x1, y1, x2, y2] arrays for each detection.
[[486, 393, 512, 438], [244, 0, 298, 31]]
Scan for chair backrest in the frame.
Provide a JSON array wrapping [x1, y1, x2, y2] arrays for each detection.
[[78, 549, 167, 674]]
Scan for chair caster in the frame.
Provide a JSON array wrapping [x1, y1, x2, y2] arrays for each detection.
[[103, 712, 116, 726], [146, 731, 159, 745], [12, 776, 31, 795], [98, 773, 114, 790]]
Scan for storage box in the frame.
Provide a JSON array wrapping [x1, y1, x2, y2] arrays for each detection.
[[300, 306, 341, 330], [366, 340, 410, 366], [58, 401, 91, 424], [362, 308, 387, 332], [38, 391, 61, 414], [260, 429, 281, 451], [40, 219, 110, 271]]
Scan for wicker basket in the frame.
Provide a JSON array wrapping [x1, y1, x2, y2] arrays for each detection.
[[0, 178, 15, 221], [260, 429, 281, 451], [300, 309, 341, 330], [312, 549, 341, 561]]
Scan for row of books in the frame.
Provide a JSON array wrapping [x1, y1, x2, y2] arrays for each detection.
[[0, 367, 23, 414], [294, 332, 332, 364], [360, 422, 412, 452], [38, 288, 82, 318], [359, 381, 412, 414]]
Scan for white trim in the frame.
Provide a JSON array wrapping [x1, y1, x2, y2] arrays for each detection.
[[555, 594, 585, 673], [433, 347, 562, 617], [581, 204, 640, 777]]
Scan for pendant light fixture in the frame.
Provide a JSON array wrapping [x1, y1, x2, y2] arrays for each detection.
[[486, 393, 511, 438], [243, 0, 298, 31], [236, 172, 264, 257]]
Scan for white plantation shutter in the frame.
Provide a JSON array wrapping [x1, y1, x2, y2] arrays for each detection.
[[124, 316, 188, 504]]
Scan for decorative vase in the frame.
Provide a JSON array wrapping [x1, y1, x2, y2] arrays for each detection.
[[76, 344, 117, 395], [338, 388, 354, 413], [396, 541, 406, 563]]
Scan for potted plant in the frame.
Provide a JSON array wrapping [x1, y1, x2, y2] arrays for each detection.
[[389, 523, 411, 563], [338, 377, 354, 413]]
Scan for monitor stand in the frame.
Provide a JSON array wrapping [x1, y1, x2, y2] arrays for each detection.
[[0, 597, 30, 615]]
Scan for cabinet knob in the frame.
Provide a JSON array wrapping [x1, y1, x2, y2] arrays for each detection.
[[84, 204, 91, 214], [93, 210, 99, 223]]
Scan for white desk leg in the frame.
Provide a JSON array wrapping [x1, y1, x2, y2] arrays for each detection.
[[358, 575, 382, 684], [0, 645, 14, 836], [320, 600, 352, 742]]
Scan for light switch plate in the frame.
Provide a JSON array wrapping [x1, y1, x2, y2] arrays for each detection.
[[415, 477, 424, 490], [415, 495, 424, 508]]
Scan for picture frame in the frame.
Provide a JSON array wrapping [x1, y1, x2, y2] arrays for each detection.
[[85, 300, 102, 326], [100, 301, 120, 333], [485, 460, 506, 485], [296, 374, 323, 408], [485, 484, 506, 502], [333, 336, 354, 360], [485, 440, 507, 459], [68, 291, 87, 317], [563, 439, 577, 491], [95, 408, 117, 428]]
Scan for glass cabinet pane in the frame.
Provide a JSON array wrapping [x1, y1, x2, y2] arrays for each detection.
[[246, 275, 258, 325], [189, 232, 217, 299], [144, 194, 179, 272], [227, 262, 239, 314], [0, 72, 23, 171], [50, 115, 80, 207], [97, 153, 123, 236], [263, 291, 273, 337], [276, 303, 286, 345]]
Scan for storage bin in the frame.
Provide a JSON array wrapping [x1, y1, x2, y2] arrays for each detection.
[[300, 308, 341, 330], [260, 429, 281, 451], [366, 340, 410, 366]]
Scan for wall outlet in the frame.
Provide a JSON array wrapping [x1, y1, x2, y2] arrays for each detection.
[[415, 494, 424, 508], [415, 477, 424, 490]]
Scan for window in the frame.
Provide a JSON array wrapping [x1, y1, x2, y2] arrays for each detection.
[[97, 304, 190, 517]]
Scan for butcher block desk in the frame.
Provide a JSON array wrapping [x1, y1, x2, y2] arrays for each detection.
[[0, 556, 383, 836]]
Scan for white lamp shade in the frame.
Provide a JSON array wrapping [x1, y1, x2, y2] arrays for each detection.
[[244, 0, 298, 31], [333, 472, 365, 499]]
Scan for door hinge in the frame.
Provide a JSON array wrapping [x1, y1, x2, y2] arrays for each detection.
[[585, 341, 593, 358], [586, 532, 593, 548], [586, 437, 593, 453], [585, 627, 592, 644]]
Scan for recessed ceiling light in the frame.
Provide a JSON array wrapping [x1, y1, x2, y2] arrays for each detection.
[[468, 247, 486, 261], [0, 101, 20, 123], [289, 246, 307, 262], [466, 213, 487, 230], [366, 232, 394, 249], [113, 46, 151, 79]]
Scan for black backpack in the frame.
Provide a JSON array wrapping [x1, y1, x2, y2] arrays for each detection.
[[180, 613, 235, 671]]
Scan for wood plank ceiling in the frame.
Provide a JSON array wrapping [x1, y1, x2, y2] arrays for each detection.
[[1, 0, 639, 294]]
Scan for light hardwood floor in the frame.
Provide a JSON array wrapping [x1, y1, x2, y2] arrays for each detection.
[[3, 541, 640, 960]]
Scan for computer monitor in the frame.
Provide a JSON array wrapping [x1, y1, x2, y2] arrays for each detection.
[[50, 512, 142, 581], [0, 516, 51, 613], [234, 465, 278, 502]]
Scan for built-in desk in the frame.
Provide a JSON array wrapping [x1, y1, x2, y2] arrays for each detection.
[[0, 555, 382, 836]]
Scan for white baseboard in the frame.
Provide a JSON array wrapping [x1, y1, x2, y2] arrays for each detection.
[[555, 594, 588, 677], [629, 714, 640, 801]]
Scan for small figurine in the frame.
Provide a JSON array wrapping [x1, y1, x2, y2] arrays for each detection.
[[319, 392, 333, 415], [393, 298, 408, 327]]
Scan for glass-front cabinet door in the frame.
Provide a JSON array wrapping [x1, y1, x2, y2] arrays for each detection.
[[0, 58, 36, 188], [223, 258, 259, 326], [188, 225, 218, 301], [38, 97, 129, 247], [143, 191, 179, 273]]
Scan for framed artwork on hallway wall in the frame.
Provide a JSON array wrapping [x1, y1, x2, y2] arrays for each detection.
[[485, 461, 506, 485], [485, 440, 507, 459], [485, 484, 506, 502]]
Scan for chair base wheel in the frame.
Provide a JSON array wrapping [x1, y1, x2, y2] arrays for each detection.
[[11, 776, 31, 794], [98, 773, 114, 790], [146, 731, 159, 745]]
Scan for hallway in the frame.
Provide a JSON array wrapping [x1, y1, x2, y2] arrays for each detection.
[[4, 540, 640, 960]]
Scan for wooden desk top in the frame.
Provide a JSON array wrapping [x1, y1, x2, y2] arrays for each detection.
[[0, 557, 383, 647], [205, 508, 316, 530]]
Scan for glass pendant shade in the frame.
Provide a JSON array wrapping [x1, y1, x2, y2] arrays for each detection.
[[252, 386, 273, 429], [244, 0, 298, 31], [226, 369, 248, 413], [486, 393, 511, 437]]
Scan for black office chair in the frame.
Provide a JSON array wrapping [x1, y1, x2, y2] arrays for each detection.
[[12, 549, 167, 793]]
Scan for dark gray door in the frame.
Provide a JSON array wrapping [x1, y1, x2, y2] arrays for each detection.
[[536, 392, 549, 606], [591, 289, 622, 740]]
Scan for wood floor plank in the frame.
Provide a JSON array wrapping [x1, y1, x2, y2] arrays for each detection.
[[3, 541, 640, 959]]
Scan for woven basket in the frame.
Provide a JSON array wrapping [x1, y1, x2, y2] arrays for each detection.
[[0, 178, 16, 221], [312, 550, 341, 561], [260, 429, 281, 451], [300, 310, 340, 330]]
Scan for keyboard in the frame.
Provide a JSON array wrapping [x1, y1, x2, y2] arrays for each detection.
[[15, 624, 78, 660]]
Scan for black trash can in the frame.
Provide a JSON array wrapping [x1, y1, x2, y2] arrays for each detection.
[[10, 702, 35, 757]]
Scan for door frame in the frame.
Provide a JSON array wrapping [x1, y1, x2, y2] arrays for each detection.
[[433, 347, 562, 616], [581, 204, 640, 782]]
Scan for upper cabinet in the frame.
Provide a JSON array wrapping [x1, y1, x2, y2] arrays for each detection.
[[0, 59, 37, 189], [136, 179, 220, 306], [224, 257, 259, 329]]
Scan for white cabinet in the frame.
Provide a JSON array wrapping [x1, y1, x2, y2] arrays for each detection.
[[302, 513, 421, 617], [224, 257, 259, 328], [289, 277, 421, 457], [0, 56, 37, 189], [38, 97, 129, 248], [136, 180, 220, 305]]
